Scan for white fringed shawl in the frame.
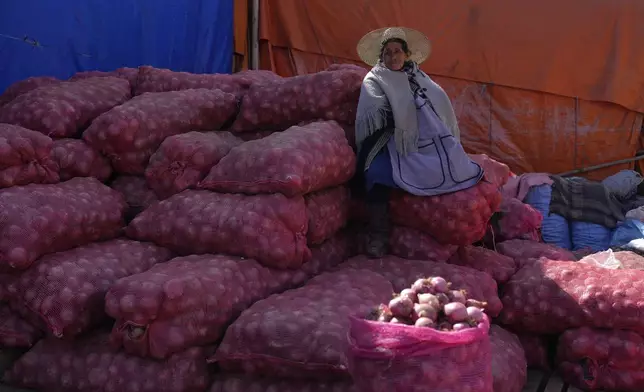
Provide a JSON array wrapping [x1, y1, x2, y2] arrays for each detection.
[[355, 62, 461, 156]]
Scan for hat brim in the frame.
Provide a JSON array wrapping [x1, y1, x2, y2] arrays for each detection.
[[357, 27, 432, 67]]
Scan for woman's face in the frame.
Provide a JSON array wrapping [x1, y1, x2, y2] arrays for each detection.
[[381, 41, 408, 71]]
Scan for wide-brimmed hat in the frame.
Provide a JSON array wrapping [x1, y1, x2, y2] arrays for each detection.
[[357, 27, 431, 66]]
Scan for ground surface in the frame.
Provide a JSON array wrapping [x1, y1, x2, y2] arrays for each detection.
[[0, 349, 590, 392]]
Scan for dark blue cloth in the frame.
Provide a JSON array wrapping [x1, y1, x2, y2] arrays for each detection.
[[365, 146, 398, 191], [0, 0, 233, 92]]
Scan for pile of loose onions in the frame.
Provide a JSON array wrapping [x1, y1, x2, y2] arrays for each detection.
[[367, 276, 487, 331]]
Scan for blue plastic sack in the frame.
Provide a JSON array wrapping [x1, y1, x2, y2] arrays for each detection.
[[610, 219, 644, 248], [571, 221, 612, 252], [525, 184, 572, 250]]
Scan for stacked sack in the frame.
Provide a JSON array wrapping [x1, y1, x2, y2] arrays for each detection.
[[0, 75, 133, 362], [124, 66, 374, 390], [498, 245, 644, 391], [2, 63, 613, 392], [0, 70, 218, 392], [0, 72, 220, 392], [349, 153, 506, 268], [1, 66, 343, 392]]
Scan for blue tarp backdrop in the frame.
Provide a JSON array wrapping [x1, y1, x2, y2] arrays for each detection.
[[0, 0, 233, 92]]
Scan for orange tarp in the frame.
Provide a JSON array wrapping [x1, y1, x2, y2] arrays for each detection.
[[234, 0, 644, 179]]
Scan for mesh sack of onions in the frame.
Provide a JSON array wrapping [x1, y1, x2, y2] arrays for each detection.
[[110, 176, 159, 221], [557, 327, 644, 392], [267, 232, 351, 293], [50, 138, 112, 182], [68, 67, 139, 87], [0, 273, 13, 300], [469, 154, 511, 188], [83, 88, 237, 174], [489, 325, 527, 392], [209, 374, 357, 392], [517, 333, 551, 370], [106, 254, 284, 359], [212, 269, 393, 379], [500, 259, 644, 334], [305, 186, 350, 245], [492, 197, 543, 241], [237, 130, 277, 142], [110, 176, 158, 208], [325, 63, 368, 75], [199, 121, 356, 197], [348, 276, 492, 392], [389, 226, 458, 263], [0, 178, 125, 271], [0, 76, 61, 106], [0, 77, 131, 138], [337, 256, 502, 317], [145, 131, 243, 199], [4, 333, 210, 392], [5, 239, 171, 339], [134, 66, 280, 95], [0, 124, 59, 187], [496, 239, 575, 268], [230, 68, 364, 132], [389, 180, 501, 246], [616, 251, 644, 269], [0, 304, 41, 347], [447, 246, 517, 284], [126, 190, 310, 269]]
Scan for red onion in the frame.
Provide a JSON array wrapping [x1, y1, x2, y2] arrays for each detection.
[[388, 296, 414, 319], [447, 290, 467, 305], [466, 306, 484, 323], [417, 293, 440, 309], [430, 277, 449, 293], [414, 303, 438, 321], [411, 278, 432, 294], [444, 302, 468, 323], [400, 288, 418, 303], [452, 323, 470, 331], [415, 317, 435, 328]]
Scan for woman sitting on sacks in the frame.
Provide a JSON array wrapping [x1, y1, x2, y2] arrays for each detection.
[[353, 27, 484, 258]]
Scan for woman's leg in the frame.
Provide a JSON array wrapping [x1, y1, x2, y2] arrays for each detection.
[[365, 184, 390, 258]]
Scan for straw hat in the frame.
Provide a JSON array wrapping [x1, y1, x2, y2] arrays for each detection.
[[357, 27, 431, 66]]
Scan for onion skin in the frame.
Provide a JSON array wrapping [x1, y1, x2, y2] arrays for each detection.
[[466, 299, 487, 309]]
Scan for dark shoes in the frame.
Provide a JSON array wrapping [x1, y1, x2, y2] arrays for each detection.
[[365, 201, 390, 259]]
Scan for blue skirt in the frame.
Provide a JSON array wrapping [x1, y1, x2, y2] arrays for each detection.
[[365, 146, 398, 191]]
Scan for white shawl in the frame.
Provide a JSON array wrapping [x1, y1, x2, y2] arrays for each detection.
[[355, 62, 461, 156]]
